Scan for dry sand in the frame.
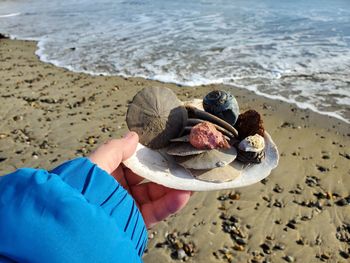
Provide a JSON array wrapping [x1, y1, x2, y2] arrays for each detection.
[[0, 39, 349, 262]]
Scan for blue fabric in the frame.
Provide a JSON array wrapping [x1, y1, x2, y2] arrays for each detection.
[[0, 158, 147, 262]]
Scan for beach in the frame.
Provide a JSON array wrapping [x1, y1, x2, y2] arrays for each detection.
[[0, 38, 349, 262]]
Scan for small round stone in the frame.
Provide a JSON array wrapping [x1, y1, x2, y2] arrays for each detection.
[[176, 249, 187, 260], [284, 255, 295, 262]]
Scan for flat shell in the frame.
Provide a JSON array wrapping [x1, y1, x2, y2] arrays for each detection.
[[166, 142, 207, 156], [126, 87, 187, 149], [189, 163, 242, 182], [174, 147, 237, 169], [123, 132, 279, 191], [170, 135, 190, 143], [186, 106, 239, 138]]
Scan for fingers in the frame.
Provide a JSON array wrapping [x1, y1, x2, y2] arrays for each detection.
[[124, 167, 144, 186], [89, 132, 139, 174], [129, 182, 168, 205], [140, 189, 191, 228]]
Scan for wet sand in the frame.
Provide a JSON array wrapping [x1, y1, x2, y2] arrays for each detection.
[[0, 39, 349, 262]]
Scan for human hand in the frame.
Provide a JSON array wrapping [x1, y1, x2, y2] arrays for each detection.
[[89, 132, 192, 228]]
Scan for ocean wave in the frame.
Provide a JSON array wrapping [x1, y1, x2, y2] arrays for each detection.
[[0, 12, 21, 18], [1, 0, 349, 124]]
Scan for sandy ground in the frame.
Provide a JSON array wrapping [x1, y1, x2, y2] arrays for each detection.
[[0, 39, 349, 262]]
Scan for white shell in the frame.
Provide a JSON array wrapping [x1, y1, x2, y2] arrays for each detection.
[[123, 132, 279, 191], [238, 134, 265, 153]]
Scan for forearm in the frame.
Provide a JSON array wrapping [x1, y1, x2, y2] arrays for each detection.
[[0, 158, 147, 263]]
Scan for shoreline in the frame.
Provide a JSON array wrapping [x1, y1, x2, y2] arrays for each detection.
[[4, 32, 350, 125], [1, 38, 349, 262]]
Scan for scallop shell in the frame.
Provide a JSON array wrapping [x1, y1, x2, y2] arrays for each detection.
[[123, 131, 279, 191]]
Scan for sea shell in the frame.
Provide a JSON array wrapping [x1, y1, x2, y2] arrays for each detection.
[[186, 106, 239, 138], [166, 142, 207, 156], [237, 134, 265, 164], [170, 135, 190, 143], [124, 90, 278, 190], [126, 87, 187, 149], [238, 134, 265, 153], [203, 90, 240, 126], [123, 131, 279, 191], [174, 147, 237, 170], [189, 164, 242, 183]]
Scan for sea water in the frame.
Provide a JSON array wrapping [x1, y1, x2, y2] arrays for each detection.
[[1, 0, 349, 123]]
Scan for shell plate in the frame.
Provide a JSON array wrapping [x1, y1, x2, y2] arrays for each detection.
[[123, 131, 279, 191]]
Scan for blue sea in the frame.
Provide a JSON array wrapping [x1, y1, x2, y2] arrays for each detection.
[[1, 0, 349, 123]]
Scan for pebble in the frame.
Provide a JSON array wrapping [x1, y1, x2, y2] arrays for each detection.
[[339, 152, 350, 160], [336, 198, 349, 206], [305, 176, 320, 187], [316, 165, 329, 172], [296, 238, 305, 245], [322, 154, 330, 159], [315, 200, 323, 210], [261, 243, 271, 254], [229, 192, 241, 200], [320, 253, 330, 260], [274, 243, 286, 251], [273, 184, 284, 193], [13, 115, 23, 121], [87, 137, 96, 145], [273, 200, 283, 208], [284, 255, 295, 262], [286, 221, 297, 230], [0, 133, 8, 139], [236, 238, 247, 245], [183, 242, 195, 256], [339, 250, 349, 259], [233, 244, 245, 251], [275, 219, 282, 225], [176, 249, 187, 260]]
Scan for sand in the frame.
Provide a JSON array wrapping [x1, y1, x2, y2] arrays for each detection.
[[0, 39, 349, 262]]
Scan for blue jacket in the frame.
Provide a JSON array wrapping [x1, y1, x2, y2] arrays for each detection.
[[0, 158, 147, 262]]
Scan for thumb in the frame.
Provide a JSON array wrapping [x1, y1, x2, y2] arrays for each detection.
[[89, 131, 139, 174]]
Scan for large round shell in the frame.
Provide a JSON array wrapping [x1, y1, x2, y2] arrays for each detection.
[[123, 132, 279, 191], [126, 87, 187, 149]]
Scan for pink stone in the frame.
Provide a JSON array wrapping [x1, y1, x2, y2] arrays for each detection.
[[189, 122, 230, 150]]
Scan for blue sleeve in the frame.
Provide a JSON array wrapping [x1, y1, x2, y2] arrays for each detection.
[[0, 158, 147, 263]]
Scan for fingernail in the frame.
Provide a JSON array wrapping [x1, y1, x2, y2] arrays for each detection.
[[123, 131, 135, 140]]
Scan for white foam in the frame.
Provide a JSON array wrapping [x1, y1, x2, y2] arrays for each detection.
[[0, 12, 21, 18], [240, 84, 350, 124]]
